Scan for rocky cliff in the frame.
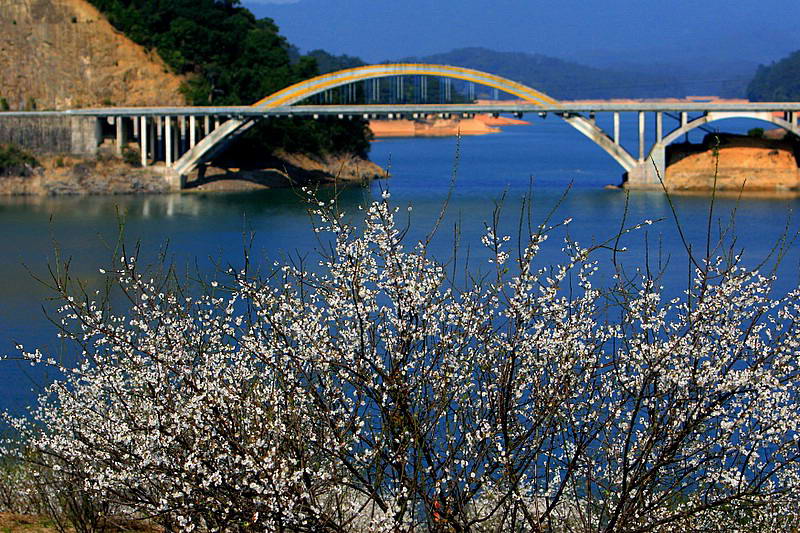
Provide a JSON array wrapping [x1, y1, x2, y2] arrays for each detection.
[[0, 0, 185, 109]]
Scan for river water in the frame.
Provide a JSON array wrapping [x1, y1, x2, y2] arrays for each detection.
[[2, 114, 799, 414]]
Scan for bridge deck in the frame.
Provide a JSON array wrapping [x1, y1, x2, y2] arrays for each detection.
[[5, 60, 800, 191], [3, 102, 800, 118]]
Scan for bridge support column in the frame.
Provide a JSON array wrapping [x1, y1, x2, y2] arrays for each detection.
[[625, 143, 666, 188], [204, 116, 210, 136], [140, 116, 148, 167], [613, 112, 620, 144], [149, 118, 156, 162], [164, 168, 185, 191], [638, 112, 645, 161], [156, 117, 163, 162], [179, 116, 186, 155], [190, 116, 197, 148], [173, 118, 179, 161], [165, 117, 173, 167], [656, 112, 663, 143], [115, 117, 127, 156], [133, 116, 139, 139]]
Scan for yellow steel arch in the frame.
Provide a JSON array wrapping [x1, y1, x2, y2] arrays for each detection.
[[253, 63, 560, 109]]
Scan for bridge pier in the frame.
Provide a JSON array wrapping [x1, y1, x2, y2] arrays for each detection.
[[164, 168, 185, 191], [179, 116, 187, 154], [190, 116, 197, 148], [103, 111, 245, 186], [656, 112, 663, 142], [140, 117, 148, 167], [156, 117, 163, 162], [638, 112, 645, 161], [165, 117, 172, 167], [626, 143, 666, 188], [115, 117, 127, 156]]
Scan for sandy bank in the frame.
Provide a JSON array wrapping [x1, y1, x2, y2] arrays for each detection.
[[186, 151, 386, 192], [370, 116, 499, 137], [369, 113, 529, 138], [663, 134, 800, 191]]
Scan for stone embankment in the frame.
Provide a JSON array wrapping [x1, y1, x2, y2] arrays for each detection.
[[0, 150, 385, 195], [0, 154, 170, 195], [662, 133, 800, 192]]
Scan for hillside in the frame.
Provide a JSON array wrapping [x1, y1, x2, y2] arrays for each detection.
[[396, 47, 686, 100], [84, 0, 370, 156], [0, 0, 185, 109], [748, 50, 800, 101]]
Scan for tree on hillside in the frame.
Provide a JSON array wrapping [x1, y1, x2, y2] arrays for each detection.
[[306, 49, 366, 75], [747, 50, 800, 101], [87, 0, 370, 156]]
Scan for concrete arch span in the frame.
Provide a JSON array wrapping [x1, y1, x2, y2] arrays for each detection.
[[174, 64, 562, 176], [629, 111, 800, 186], [253, 63, 559, 108], [660, 111, 800, 147], [172, 64, 636, 180], [563, 115, 638, 171]]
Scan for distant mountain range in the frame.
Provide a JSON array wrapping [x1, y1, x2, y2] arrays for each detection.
[[396, 47, 755, 100], [300, 46, 757, 100]]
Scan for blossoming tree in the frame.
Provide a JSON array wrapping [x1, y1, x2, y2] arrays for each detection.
[[5, 192, 800, 532]]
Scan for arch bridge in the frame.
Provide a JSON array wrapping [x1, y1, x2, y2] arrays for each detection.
[[60, 64, 800, 189]]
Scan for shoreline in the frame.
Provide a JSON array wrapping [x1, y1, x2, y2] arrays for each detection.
[[652, 132, 800, 192], [0, 151, 386, 196], [3, 131, 799, 196]]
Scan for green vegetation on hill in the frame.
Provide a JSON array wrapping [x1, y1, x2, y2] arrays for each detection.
[[305, 50, 366, 75], [747, 50, 800, 101], [87, 0, 370, 157], [0, 144, 39, 177]]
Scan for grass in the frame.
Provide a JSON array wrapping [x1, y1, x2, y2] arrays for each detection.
[[0, 513, 162, 532], [0, 514, 54, 533]]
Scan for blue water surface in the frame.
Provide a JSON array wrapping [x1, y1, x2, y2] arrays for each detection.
[[1, 113, 798, 415]]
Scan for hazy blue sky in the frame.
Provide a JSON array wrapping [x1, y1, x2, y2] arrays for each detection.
[[242, 0, 798, 68]]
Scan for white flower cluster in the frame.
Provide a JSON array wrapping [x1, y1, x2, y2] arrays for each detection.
[[4, 193, 800, 532]]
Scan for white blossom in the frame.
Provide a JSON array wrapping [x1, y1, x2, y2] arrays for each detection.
[[3, 195, 800, 532]]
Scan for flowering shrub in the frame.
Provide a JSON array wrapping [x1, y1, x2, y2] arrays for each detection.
[[4, 192, 800, 532]]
